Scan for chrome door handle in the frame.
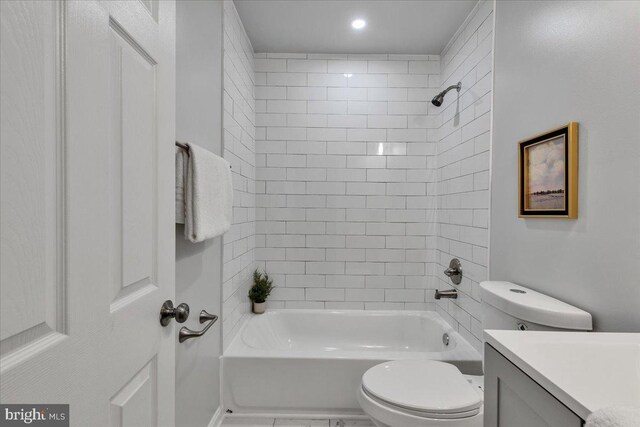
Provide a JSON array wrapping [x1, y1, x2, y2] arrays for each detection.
[[179, 310, 218, 343], [159, 300, 190, 326]]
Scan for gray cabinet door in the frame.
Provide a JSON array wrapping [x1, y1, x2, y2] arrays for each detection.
[[484, 344, 583, 427]]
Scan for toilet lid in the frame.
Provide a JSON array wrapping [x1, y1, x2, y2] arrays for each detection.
[[362, 360, 482, 416]]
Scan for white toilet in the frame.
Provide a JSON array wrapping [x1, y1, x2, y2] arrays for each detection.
[[357, 281, 593, 427]]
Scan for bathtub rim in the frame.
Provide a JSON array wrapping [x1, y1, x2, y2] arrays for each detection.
[[223, 309, 482, 364]]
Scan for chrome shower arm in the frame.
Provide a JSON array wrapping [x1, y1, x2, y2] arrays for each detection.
[[431, 81, 462, 106], [442, 82, 461, 94]]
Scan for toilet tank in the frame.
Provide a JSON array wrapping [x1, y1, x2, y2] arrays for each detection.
[[480, 281, 593, 331]]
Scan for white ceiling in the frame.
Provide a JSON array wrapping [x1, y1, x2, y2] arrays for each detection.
[[234, 0, 477, 54]]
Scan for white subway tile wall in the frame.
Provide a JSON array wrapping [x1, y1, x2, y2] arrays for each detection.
[[220, 0, 493, 353], [254, 52, 441, 311], [435, 0, 493, 352], [222, 0, 256, 349]]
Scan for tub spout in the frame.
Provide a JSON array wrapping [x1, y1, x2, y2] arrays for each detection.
[[435, 289, 458, 299]]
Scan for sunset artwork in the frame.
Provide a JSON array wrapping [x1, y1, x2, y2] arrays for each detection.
[[525, 136, 566, 210]]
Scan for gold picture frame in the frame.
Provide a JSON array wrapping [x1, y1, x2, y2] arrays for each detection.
[[518, 122, 578, 218]]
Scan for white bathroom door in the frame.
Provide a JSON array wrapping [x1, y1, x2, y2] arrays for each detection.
[[1, 1, 176, 426]]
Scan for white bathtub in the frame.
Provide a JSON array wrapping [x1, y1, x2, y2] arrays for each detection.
[[222, 310, 482, 416]]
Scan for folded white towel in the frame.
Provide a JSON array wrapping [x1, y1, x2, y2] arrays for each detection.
[[181, 143, 233, 243], [175, 146, 187, 224], [586, 406, 640, 427]]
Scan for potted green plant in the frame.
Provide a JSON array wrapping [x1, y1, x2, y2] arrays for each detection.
[[248, 269, 274, 314]]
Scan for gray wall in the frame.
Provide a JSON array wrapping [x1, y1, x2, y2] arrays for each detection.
[[175, 1, 224, 425], [491, 1, 640, 332]]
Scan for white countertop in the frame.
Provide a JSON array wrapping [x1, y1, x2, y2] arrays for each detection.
[[484, 330, 640, 420]]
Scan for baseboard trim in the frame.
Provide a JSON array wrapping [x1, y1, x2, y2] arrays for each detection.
[[207, 406, 224, 427]]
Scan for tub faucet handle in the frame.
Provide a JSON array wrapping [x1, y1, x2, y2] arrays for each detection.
[[444, 267, 458, 276], [443, 258, 462, 285]]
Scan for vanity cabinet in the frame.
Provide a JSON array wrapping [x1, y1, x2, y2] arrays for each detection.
[[484, 344, 584, 427]]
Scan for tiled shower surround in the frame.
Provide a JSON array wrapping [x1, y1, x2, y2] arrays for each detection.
[[254, 54, 442, 311], [434, 0, 493, 351], [222, 0, 257, 349], [223, 0, 493, 352]]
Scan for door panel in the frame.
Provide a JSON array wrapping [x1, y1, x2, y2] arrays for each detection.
[[109, 17, 158, 309], [0, 0, 65, 362], [139, 0, 159, 22], [103, 2, 175, 426], [0, 1, 175, 426], [110, 358, 158, 427]]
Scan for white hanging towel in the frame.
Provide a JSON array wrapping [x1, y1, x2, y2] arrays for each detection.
[[585, 406, 640, 427], [178, 143, 233, 242], [175, 146, 188, 224]]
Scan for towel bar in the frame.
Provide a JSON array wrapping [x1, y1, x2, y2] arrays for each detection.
[[175, 141, 231, 169], [175, 141, 189, 152]]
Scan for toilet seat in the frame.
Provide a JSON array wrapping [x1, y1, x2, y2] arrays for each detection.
[[361, 360, 482, 420], [361, 387, 482, 420]]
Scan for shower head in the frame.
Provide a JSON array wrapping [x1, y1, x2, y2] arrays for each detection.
[[431, 82, 461, 107], [431, 93, 445, 107]]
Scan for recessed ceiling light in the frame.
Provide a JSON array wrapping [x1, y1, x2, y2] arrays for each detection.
[[351, 19, 366, 30]]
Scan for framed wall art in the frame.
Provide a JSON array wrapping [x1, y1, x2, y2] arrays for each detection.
[[519, 122, 578, 218]]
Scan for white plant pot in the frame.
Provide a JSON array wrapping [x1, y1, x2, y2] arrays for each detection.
[[252, 302, 266, 314]]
